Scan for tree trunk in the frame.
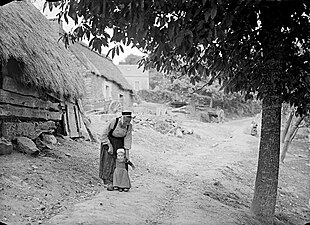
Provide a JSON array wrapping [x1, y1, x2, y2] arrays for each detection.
[[281, 109, 294, 143], [251, 94, 282, 224], [280, 116, 304, 163]]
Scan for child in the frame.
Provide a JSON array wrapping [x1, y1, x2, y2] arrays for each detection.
[[113, 148, 135, 192]]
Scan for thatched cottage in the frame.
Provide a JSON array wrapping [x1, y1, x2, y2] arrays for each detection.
[[68, 43, 134, 113], [0, 1, 88, 141]]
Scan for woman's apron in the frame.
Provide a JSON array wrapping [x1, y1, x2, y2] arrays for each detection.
[[99, 118, 127, 184]]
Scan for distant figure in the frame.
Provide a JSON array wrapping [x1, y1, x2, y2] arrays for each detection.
[[250, 121, 258, 136], [250, 113, 261, 136], [113, 148, 135, 192], [216, 107, 225, 123]]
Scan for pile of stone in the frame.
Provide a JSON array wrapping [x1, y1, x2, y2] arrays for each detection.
[[133, 114, 193, 137], [0, 133, 58, 156]]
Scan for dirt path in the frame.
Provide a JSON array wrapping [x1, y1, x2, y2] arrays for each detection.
[[46, 118, 262, 225], [1, 113, 308, 225]]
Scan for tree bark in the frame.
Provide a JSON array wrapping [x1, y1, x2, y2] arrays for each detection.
[[251, 95, 282, 224], [280, 116, 304, 163]]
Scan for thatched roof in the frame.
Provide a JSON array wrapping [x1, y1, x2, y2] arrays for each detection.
[[69, 43, 133, 92], [0, 1, 85, 100]]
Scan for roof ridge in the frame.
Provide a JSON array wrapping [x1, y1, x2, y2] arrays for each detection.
[[78, 42, 112, 61]]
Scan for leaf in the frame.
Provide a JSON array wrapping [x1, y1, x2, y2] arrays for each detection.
[[98, 45, 102, 54], [43, 1, 48, 12], [68, 4, 78, 24], [211, 7, 217, 19], [119, 45, 124, 53], [64, 12, 69, 24], [112, 47, 116, 59], [86, 31, 90, 40], [126, 38, 131, 46], [204, 10, 211, 23], [116, 46, 120, 55], [106, 48, 112, 58], [48, 2, 53, 12], [102, 32, 110, 39], [89, 37, 95, 47]]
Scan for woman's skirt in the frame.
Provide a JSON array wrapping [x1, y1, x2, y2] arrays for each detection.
[[99, 135, 124, 184]]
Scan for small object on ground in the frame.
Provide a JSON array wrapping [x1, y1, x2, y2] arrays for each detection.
[[31, 165, 38, 169], [250, 122, 258, 136], [213, 181, 221, 186]]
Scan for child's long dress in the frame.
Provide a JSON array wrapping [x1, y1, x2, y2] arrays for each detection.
[[113, 159, 131, 189]]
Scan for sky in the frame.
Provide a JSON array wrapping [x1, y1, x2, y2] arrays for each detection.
[[32, 0, 145, 65]]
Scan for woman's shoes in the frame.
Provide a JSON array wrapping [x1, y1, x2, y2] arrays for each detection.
[[116, 188, 129, 192], [107, 185, 129, 192]]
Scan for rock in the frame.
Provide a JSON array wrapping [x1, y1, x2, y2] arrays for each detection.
[[15, 137, 40, 156], [31, 165, 38, 169], [175, 128, 183, 138], [42, 134, 57, 145], [0, 137, 13, 155], [200, 112, 210, 123], [35, 138, 52, 150]]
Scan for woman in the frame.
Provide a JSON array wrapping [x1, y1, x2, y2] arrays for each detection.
[[99, 111, 133, 191]]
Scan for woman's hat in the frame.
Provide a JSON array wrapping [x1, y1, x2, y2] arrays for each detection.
[[122, 110, 132, 117], [117, 148, 125, 154]]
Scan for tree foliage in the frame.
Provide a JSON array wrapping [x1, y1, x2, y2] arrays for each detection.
[[47, 0, 310, 112], [119, 54, 142, 65]]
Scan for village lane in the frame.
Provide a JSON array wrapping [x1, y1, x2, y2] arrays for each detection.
[[46, 117, 260, 225]]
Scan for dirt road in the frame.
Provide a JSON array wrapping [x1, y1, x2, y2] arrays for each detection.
[[1, 112, 308, 225], [46, 117, 267, 225]]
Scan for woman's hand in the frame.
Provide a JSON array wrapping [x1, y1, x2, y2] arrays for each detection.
[[107, 143, 113, 155], [125, 149, 130, 160]]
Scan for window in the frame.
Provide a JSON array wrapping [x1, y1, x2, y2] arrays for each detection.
[[105, 85, 111, 100], [119, 94, 124, 101]]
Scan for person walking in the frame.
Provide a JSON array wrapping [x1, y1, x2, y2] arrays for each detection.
[[99, 110, 133, 191], [112, 148, 135, 192]]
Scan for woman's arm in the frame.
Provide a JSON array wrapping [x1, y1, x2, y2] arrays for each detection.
[[100, 118, 116, 144]]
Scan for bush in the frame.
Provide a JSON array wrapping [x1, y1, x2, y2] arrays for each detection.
[[137, 89, 180, 104], [137, 89, 261, 118]]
